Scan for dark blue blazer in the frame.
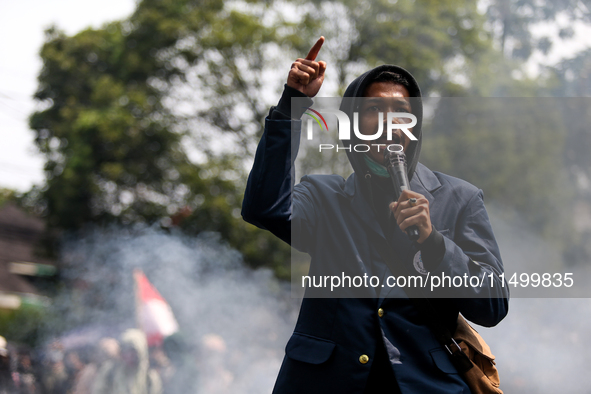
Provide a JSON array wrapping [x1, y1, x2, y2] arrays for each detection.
[[242, 117, 509, 394]]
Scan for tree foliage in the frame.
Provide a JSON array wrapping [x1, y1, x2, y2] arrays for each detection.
[[30, 22, 187, 228], [28, 0, 308, 277], [486, 0, 590, 60], [28, 0, 591, 276], [421, 98, 572, 238], [0, 188, 16, 208], [344, 0, 492, 94]]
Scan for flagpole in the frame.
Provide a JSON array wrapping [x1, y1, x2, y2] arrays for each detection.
[[133, 268, 142, 331]]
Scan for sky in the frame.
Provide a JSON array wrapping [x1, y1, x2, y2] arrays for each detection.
[[1, 1, 591, 192], [0, 0, 136, 192]]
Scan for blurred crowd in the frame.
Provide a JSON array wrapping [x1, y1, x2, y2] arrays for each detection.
[[0, 329, 199, 394]]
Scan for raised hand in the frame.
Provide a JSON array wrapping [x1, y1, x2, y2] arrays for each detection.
[[287, 36, 327, 98]]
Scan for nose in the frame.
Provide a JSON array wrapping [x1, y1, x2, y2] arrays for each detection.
[[381, 117, 403, 141]]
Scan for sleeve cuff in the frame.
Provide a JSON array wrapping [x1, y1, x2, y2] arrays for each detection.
[[270, 84, 313, 120], [418, 226, 446, 272]]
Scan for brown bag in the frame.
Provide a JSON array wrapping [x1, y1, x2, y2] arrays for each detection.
[[453, 316, 503, 394], [370, 237, 505, 393]]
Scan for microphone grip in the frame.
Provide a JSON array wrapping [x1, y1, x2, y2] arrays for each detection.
[[384, 149, 421, 242]]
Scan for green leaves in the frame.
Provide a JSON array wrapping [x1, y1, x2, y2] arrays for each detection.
[[28, 0, 590, 274], [29, 0, 299, 277]]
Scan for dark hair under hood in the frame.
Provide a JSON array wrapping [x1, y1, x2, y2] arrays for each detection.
[[339, 65, 423, 183]]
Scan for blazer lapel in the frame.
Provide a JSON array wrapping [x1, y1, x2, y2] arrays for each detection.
[[411, 163, 442, 204]]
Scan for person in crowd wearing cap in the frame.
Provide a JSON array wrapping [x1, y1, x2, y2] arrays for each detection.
[[242, 37, 509, 393]]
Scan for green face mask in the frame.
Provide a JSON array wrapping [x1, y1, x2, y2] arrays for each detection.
[[364, 154, 390, 178]]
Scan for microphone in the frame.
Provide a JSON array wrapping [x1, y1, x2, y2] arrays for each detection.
[[384, 146, 420, 241]]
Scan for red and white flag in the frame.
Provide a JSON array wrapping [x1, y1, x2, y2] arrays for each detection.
[[134, 269, 179, 346]]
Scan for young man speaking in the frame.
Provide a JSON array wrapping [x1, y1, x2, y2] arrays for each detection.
[[242, 37, 509, 394]]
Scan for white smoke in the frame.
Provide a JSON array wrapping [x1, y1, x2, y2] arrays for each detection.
[[52, 227, 298, 394], [480, 204, 591, 393], [48, 203, 591, 393]]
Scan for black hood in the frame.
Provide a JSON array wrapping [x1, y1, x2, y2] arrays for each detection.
[[339, 65, 423, 182]]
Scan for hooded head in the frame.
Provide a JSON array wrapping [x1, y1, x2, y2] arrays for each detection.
[[339, 65, 423, 182], [116, 329, 151, 394], [120, 329, 148, 371]]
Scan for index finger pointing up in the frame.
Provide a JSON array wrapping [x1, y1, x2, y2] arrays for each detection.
[[305, 36, 325, 61]]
